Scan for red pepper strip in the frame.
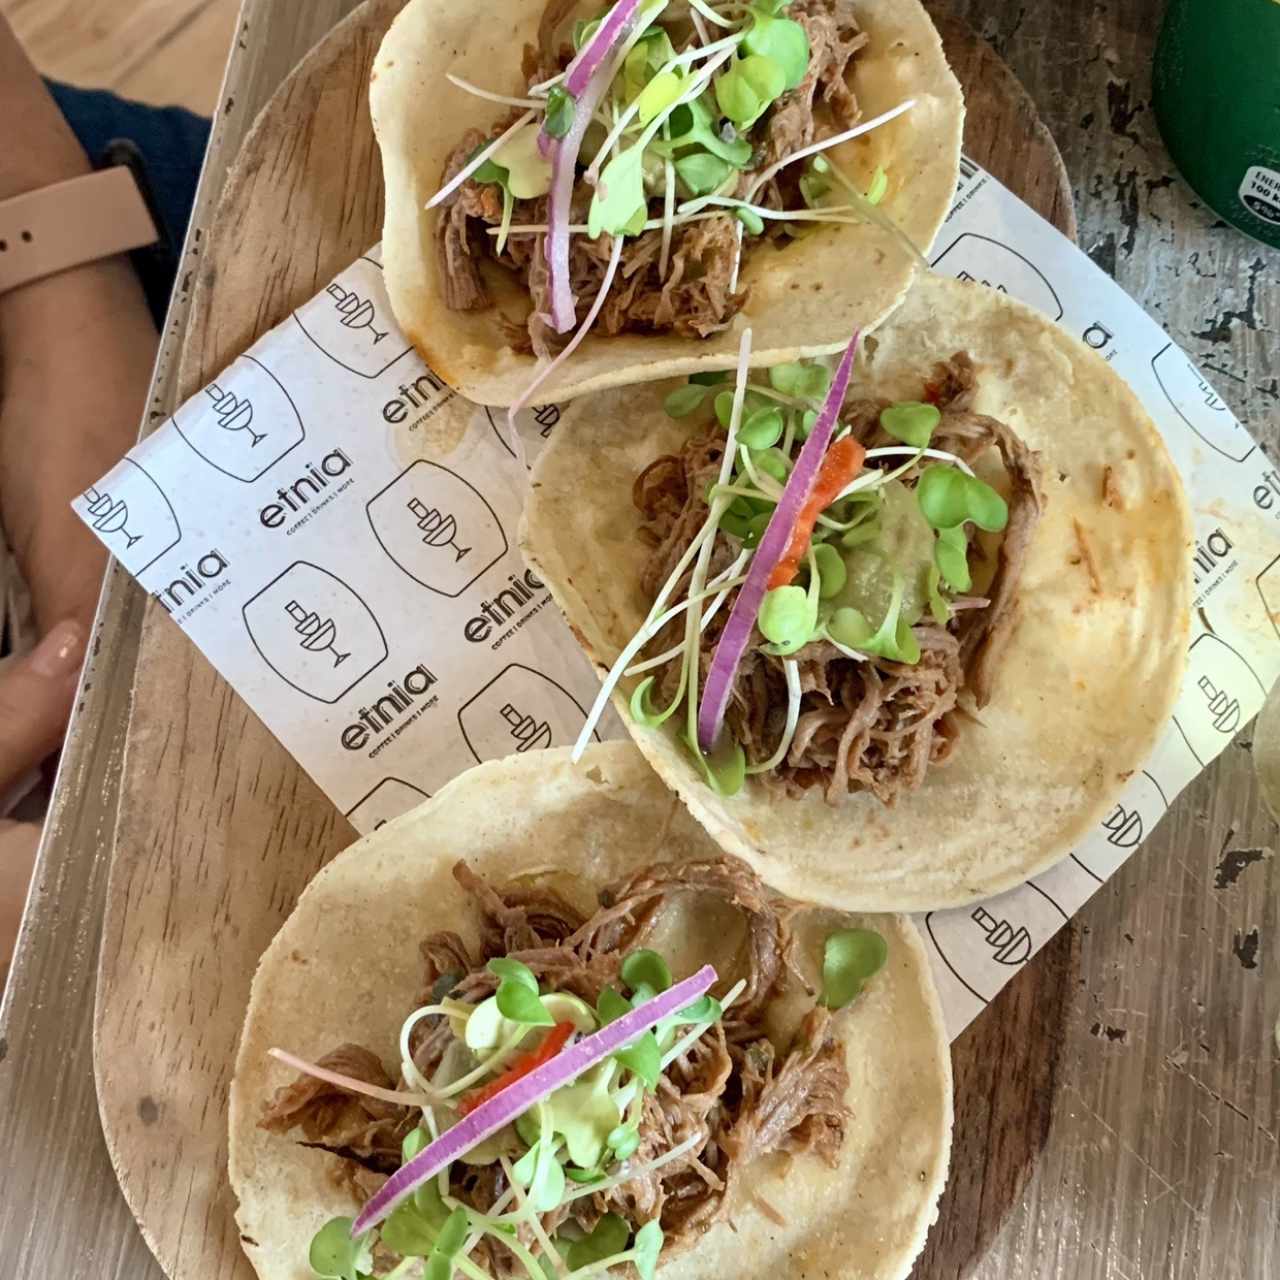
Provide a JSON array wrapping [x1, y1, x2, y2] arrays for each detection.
[[458, 1021, 576, 1116], [768, 436, 867, 589]]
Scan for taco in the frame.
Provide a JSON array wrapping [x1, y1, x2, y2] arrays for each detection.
[[370, 0, 963, 409], [521, 275, 1192, 911], [230, 743, 952, 1280]]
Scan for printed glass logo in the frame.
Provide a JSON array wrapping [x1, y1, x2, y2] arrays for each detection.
[[407, 497, 471, 562]]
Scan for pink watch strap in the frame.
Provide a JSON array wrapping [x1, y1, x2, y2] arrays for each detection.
[[0, 166, 159, 294]]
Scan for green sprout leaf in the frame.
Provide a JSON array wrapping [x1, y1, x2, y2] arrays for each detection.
[[743, 510, 773, 548], [719, 496, 755, 540], [934, 524, 971, 592], [621, 950, 673, 995], [734, 205, 765, 235], [812, 542, 847, 599], [916, 464, 1008, 533], [653, 96, 753, 167], [713, 389, 736, 428], [799, 173, 829, 209], [421, 1208, 470, 1280], [543, 85, 576, 139], [565, 1165, 606, 1184], [308, 1218, 372, 1280], [637, 70, 686, 124], [675, 150, 735, 196], [664, 383, 710, 418], [714, 54, 785, 126], [826, 605, 872, 649], [684, 729, 746, 796], [496, 981, 554, 1026], [469, 149, 510, 189], [597, 986, 632, 1026], [759, 584, 816, 654], [668, 993, 723, 1024], [588, 146, 646, 238], [633, 1220, 665, 1280], [751, 447, 790, 485], [738, 406, 784, 449], [401, 1127, 429, 1164], [566, 1214, 631, 1271], [381, 1188, 447, 1259], [768, 360, 830, 400], [606, 1123, 642, 1160], [435, 1209, 469, 1259], [826, 572, 919, 663], [513, 1137, 567, 1211], [487, 957, 538, 992], [622, 26, 675, 102], [631, 675, 679, 727], [819, 927, 887, 1010], [614, 1030, 662, 1089], [879, 402, 940, 449], [743, 11, 810, 89]]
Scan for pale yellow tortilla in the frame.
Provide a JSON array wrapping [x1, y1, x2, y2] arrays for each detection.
[[230, 742, 952, 1280], [370, 0, 963, 406], [520, 275, 1193, 911]]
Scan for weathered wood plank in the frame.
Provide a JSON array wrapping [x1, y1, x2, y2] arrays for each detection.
[[1, 0, 240, 112]]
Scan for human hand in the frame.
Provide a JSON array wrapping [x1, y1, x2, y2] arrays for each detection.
[[0, 620, 86, 969]]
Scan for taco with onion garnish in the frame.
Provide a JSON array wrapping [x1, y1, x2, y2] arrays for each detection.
[[520, 275, 1193, 911], [230, 743, 952, 1280], [370, 0, 962, 410]]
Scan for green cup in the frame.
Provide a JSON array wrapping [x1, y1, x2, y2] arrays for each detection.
[[1153, 0, 1280, 249]]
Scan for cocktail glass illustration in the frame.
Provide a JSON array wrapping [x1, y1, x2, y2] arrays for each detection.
[[83, 484, 142, 548], [407, 497, 471, 562], [325, 282, 388, 345], [1102, 803, 1144, 849], [284, 599, 349, 667], [205, 381, 266, 447], [969, 906, 1031, 965], [1196, 674, 1241, 733], [500, 702, 552, 752]]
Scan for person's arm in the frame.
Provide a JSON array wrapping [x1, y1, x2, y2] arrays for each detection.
[[0, 14, 159, 635], [0, 16, 163, 969]]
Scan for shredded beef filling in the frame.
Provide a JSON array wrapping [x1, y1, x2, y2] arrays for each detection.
[[633, 352, 1045, 807], [261, 857, 848, 1273], [433, 0, 868, 353]]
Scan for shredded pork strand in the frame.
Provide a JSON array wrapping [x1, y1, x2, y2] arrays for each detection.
[[633, 353, 1045, 807], [260, 858, 849, 1272], [433, 0, 869, 352]]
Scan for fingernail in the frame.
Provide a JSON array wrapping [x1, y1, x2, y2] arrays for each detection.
[[28, 620, 87, 680]]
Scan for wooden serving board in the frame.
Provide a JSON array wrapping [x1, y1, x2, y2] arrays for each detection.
[[93, 6, 1077, 1279]]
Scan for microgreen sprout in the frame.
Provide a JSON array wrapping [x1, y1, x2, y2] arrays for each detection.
[[565, 1214, 630, 1271], [819, 927, 887, 1010], [880, 401, 940, 449], [309, 1218, 373, 1280], [916, 464, 1009, 533], [621, 949, 674, 994], [934, 524, 971, 591], [742, 7, 809, 88], [489, 957, 555, 1026]]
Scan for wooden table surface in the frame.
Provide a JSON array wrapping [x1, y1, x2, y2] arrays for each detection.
[[0, 1, 1275, 1278]]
